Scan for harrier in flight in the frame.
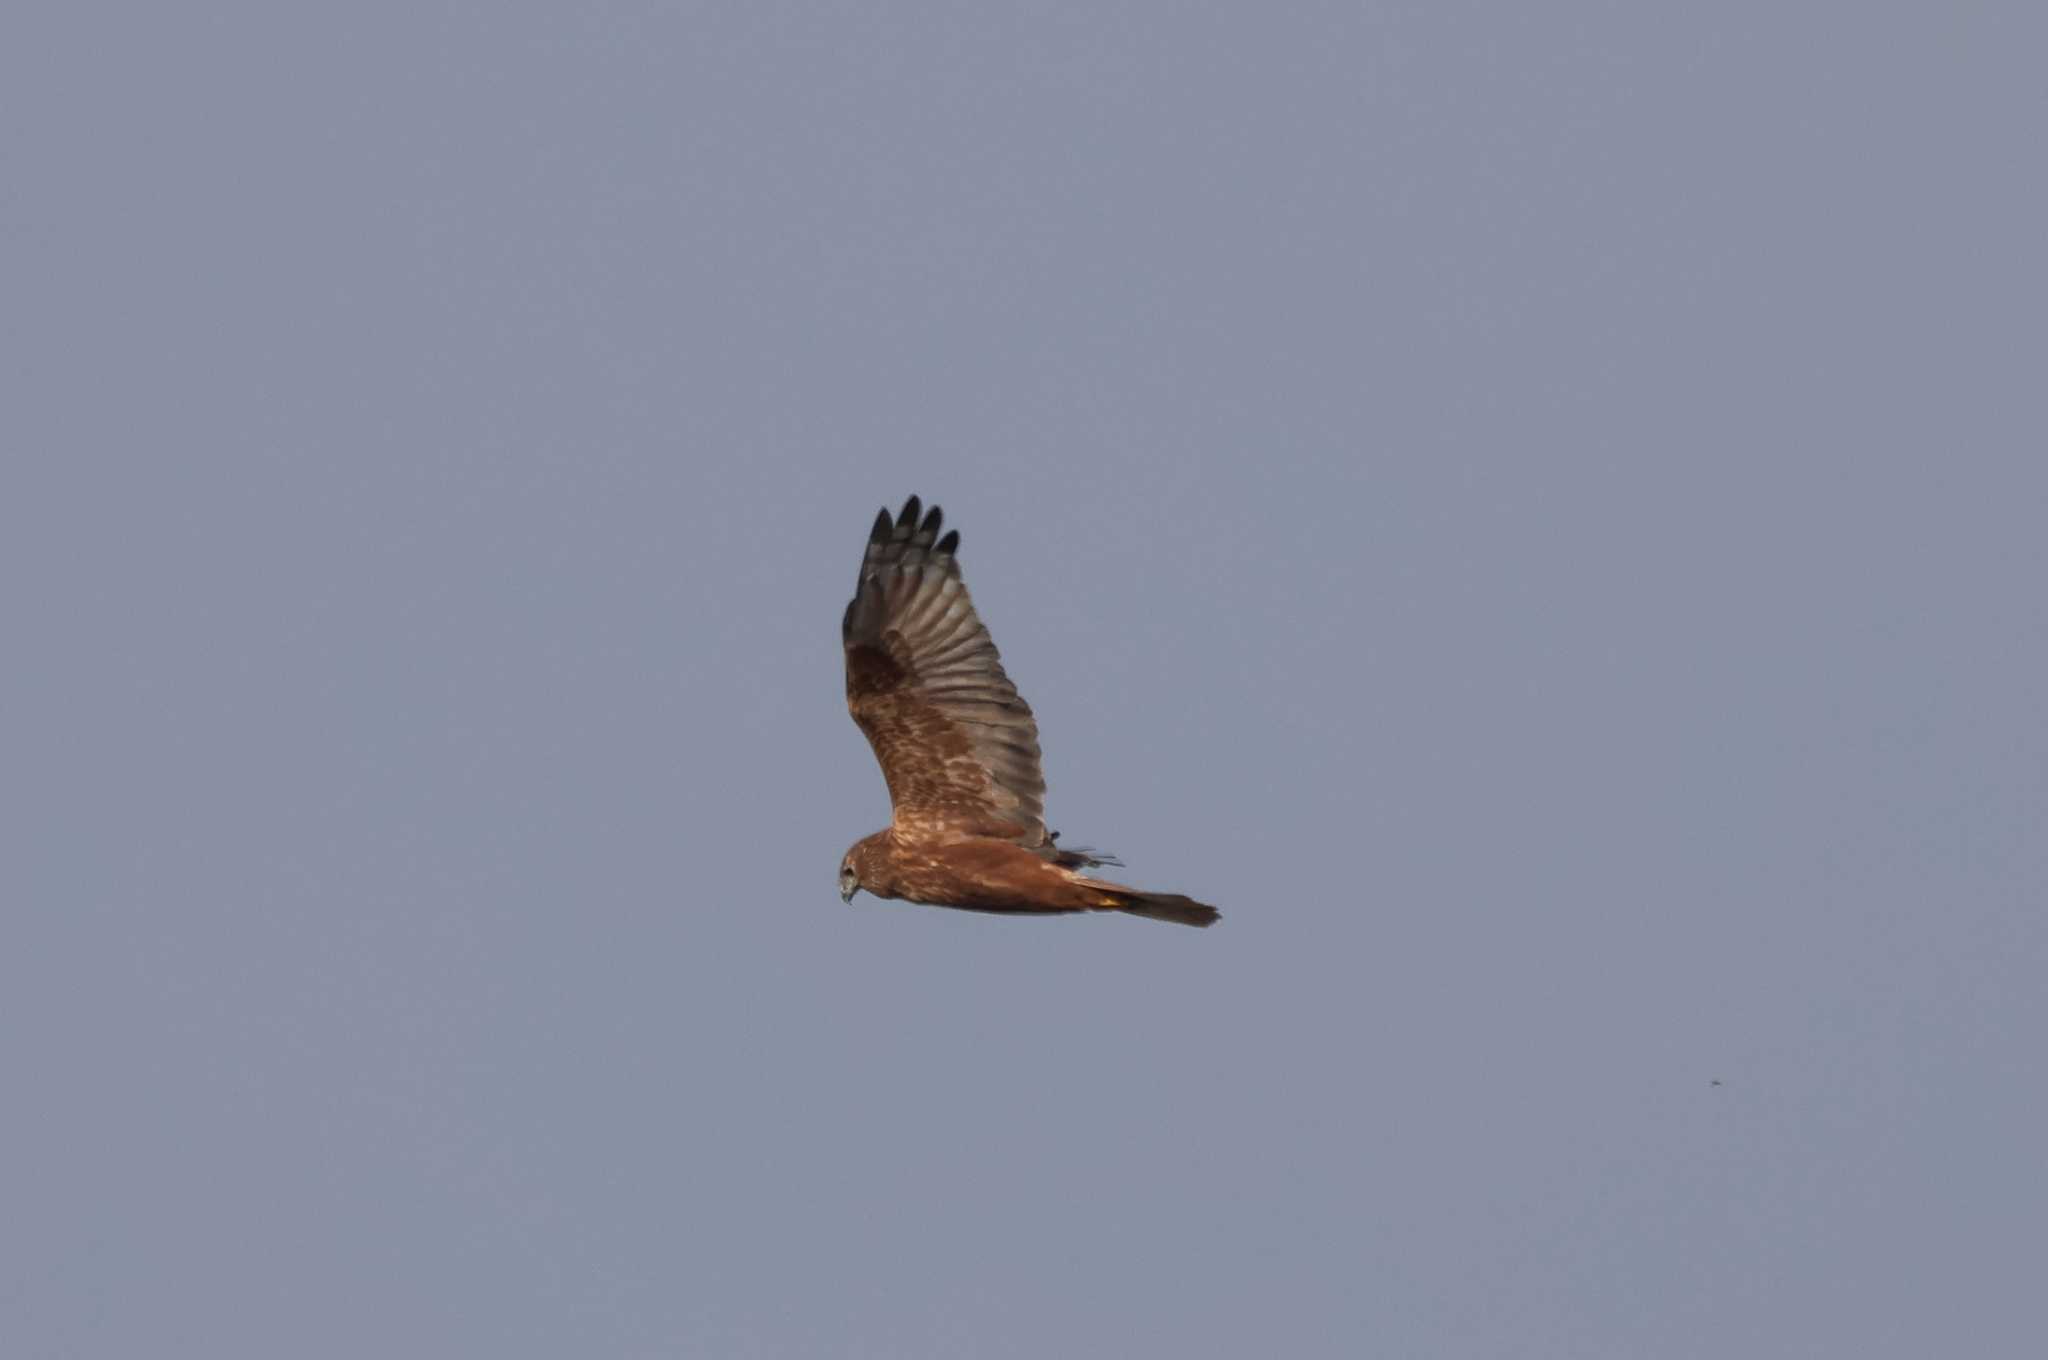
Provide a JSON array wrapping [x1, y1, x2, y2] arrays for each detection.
[[838, 496, 1219, 928]]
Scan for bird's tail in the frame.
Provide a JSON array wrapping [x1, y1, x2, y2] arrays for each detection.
[[1096, 888, 1221, 928]]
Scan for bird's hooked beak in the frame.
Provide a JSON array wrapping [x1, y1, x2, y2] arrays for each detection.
[[840, 884, 857, 904]]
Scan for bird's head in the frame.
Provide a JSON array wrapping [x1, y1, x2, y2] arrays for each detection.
[[840, 830, 893, 904]]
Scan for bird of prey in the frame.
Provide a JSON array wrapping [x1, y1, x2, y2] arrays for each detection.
[[837, 495, 1220, 927]]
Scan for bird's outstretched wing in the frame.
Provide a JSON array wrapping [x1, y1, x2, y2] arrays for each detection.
[[842, 496, 1047, 843]]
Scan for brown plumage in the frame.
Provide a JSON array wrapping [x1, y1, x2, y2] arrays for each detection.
[[838, 495, 1220, 928]]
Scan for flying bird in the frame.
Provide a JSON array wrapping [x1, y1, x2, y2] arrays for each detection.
[[838, 495, 1220, 928]]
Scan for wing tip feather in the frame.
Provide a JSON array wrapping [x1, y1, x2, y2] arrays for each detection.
[[870, 495, 964, 564]]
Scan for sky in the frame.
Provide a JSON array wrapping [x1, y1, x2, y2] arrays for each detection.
[[5, 4, 2044, 1356]]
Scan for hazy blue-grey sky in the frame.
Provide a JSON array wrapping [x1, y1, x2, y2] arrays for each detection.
[[6, 5, 2043, 1356]]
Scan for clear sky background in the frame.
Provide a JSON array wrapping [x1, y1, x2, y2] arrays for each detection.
[[6, 5, 2043, 1357]]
